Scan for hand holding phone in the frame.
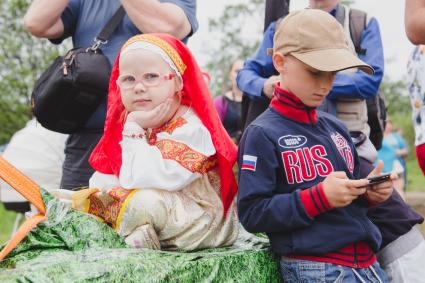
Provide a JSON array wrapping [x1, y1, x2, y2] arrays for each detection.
[[367, 173, 391, 187], [365, 161, 394, 204]]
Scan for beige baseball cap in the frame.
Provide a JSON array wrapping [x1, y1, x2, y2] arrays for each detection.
[[269, 9, 374, 75]]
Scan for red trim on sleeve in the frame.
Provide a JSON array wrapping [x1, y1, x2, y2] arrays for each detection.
[[316, 182, 332, 210], [300, 183, 333, 218]]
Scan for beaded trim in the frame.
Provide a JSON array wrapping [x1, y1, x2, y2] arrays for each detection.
[[122, 34, 186, 75], [123, 132, 145, 139]]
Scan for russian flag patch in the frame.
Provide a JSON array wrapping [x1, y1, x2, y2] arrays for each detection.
[[241, 155, 257, 171]]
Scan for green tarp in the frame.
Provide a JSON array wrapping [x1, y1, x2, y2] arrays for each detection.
[[0, 190, 281, 282]]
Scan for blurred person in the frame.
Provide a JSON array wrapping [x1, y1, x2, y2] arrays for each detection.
[[377, 120, 407, 197], [0, 119, 67, 213], [407, 45, 425, 175], [214, 60, 244, 142], [394, 127, 409, 183]]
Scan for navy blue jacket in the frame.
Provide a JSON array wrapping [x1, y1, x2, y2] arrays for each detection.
[[237, 86, 382, 267]]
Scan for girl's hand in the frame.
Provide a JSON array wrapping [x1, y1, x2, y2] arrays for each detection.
[[322, 171, 368, 208], [365, 161, 396, 204], [127, 98, 177, 129]]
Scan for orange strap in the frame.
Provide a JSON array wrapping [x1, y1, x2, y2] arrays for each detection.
[[0, 156, 47, 260], [0, 156, 45, 214], [0, 214, 47, 260]]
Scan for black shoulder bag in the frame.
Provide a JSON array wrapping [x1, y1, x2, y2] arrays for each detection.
[[31, 6, 126, 134]]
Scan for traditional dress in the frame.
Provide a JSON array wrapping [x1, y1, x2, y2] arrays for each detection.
[[85, 109, 238, 250], [67, 34, 239, 250]]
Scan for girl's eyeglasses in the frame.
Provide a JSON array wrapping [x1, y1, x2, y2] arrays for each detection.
[[117, 72, 176, 89]]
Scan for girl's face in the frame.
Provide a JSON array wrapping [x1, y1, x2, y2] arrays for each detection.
[[118, 49, 182, 113]]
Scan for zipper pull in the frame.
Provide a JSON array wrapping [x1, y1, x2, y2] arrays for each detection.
[[61, 62, 68, 76]]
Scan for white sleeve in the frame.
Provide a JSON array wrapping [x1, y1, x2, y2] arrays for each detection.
[[89, 171, 121, 191], [119, 119, 216, 191]]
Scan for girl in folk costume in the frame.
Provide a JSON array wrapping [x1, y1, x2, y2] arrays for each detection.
[[75, 34, 239, 250]]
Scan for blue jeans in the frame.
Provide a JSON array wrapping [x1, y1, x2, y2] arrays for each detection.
[[279, 257, 389, 283]]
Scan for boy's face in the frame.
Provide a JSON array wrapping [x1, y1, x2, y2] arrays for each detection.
[[273, 54, 336, 108], [118, 49, 182, 113]]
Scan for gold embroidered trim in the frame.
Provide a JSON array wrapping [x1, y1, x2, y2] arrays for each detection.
[[148, 117, 187, 145], [116, 189, 138, 230], [122, 34, 186, 75], [88, 187, 137, 229], [155, 139, 218, 174]]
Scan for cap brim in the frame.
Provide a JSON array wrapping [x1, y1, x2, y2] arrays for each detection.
[[291, 48, 374, 75]]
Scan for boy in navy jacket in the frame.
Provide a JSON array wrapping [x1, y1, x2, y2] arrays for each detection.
[[238, 9, 395, 282]]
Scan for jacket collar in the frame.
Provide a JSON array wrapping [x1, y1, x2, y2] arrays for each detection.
[[270, 83, 318, 124]]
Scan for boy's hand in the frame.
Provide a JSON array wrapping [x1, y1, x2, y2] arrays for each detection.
[[322, 171, 368, 208], [365, 161, 396, 204], [126, 98, 176, 129]]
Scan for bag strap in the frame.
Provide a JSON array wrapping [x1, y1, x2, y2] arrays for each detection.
[[91, 6, 126, 50], [0, 156, 47, 260], [334, 4, 345, 26], [334, 5, 367, 56], [349, 8, 368, 56]]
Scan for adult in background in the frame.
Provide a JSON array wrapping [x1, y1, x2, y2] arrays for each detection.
[[23, 0, 198, 190], [405, 0, 425, 44], [240, 0, 290, 130], [214, 60, 244, 142], [407, 45, 425, 175], [237, 0, 384, 165], [377, 120, 408, 197]]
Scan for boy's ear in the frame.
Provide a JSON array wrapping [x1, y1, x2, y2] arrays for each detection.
[[272, 52, 286, 74]]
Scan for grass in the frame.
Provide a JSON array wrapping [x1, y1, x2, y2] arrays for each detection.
[[0, 203, 17, 244], [406, 158, 425, 192]]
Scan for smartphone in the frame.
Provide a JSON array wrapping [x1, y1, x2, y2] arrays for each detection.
[[367, 173, 391, 186]]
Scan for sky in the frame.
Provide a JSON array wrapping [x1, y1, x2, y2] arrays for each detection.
[[188, 0, 415, 81]]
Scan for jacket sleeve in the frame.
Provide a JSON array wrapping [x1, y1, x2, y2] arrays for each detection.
[[119, 120, 215, 191], [237, 125, 322, 233], [328, 17, 384, 100], [236, 22, 277, 99]]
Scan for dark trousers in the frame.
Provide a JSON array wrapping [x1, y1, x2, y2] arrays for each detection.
[[241, 95, 270, 132], [60, 131, 103, 190]]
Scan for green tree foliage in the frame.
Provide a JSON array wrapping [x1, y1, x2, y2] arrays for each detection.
[[341, 0, 355, 6], [205, 0, 264, 97], [0, 0, 69, 144]]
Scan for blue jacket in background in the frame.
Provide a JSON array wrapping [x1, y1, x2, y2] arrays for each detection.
[[236, 6, 384, 113]]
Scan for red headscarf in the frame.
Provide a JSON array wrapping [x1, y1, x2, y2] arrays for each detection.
[[89, 34, 238, 216]]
